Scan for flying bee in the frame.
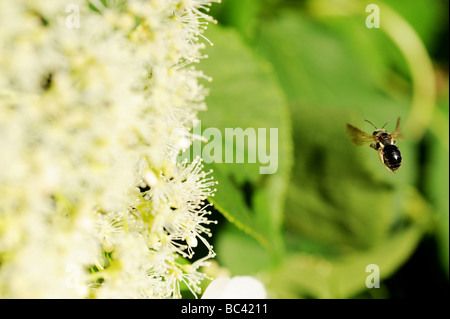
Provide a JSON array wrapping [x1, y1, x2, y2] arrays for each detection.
[[346, 118, 403, 173]]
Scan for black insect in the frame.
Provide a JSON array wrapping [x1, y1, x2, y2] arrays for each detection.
[[346, 118, 403, 173]]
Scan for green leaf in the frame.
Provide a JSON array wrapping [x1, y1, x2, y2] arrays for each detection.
[[268, 226, 424, 298], [427, 106, 449, 276], [214, 224, 272, 275], [211, 0, 261, 41], [252, 10, 429, 254], [383, 0, 446, 51], [255, 10, 411, 121], [194, 24, 293, 258]]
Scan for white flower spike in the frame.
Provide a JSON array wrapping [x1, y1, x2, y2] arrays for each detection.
[[0, 0, 220, 298]]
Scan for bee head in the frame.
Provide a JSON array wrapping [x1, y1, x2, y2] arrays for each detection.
[[372, 129, 384, 136], [375, 131, 390, 143]]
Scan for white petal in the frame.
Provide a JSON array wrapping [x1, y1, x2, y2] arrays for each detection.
[[202, 276, 267, 299], [202, 277, 231, 299]]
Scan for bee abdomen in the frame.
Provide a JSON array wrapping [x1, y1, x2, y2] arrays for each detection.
[[383, 144, 402, 171]]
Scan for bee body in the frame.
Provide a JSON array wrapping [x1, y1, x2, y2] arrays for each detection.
[[346, 118, 403, 173], [382, 144, 402, 172]]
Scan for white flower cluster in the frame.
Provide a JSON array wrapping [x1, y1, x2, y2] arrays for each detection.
[[0, 0, 219, 298]]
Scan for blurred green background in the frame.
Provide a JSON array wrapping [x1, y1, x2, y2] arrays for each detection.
[[189, 0, 448, 298]]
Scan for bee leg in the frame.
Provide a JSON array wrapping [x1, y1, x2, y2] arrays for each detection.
[[378, 149, 394, 173], [370, 143, 378, 150], [377, 148, 384, 164]]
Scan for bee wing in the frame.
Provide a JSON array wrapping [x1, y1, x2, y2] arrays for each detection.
[[346, 124, 374, 146], [391, 117, 405, 140]]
